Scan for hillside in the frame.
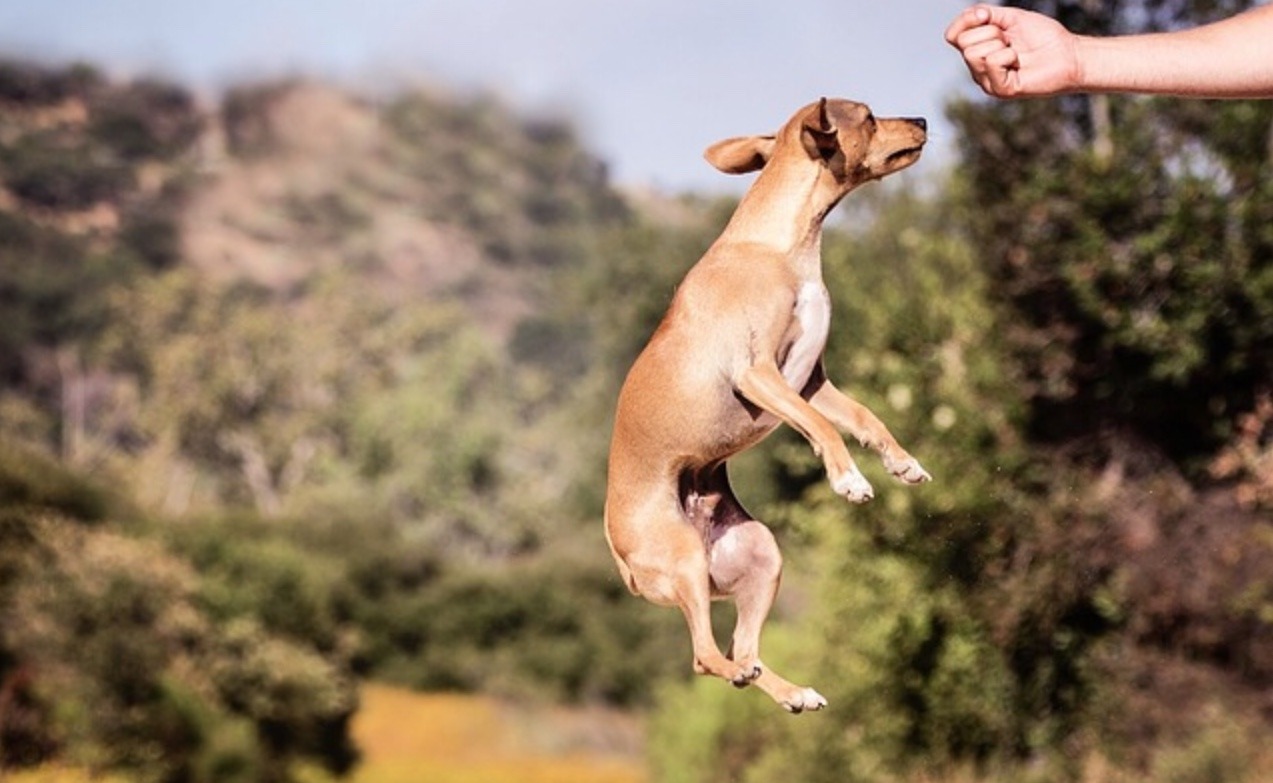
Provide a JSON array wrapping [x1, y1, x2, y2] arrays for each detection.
[[183, 81, 631, 339], [0, 58, 702, 782]]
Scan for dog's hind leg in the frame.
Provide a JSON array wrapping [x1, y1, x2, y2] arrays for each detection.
[[705, 469, 827, 713], [676, 561, 760, 688], [608, 490, 759, 688]]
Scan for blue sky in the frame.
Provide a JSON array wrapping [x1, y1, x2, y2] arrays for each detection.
[[0, 0, 978, 192]]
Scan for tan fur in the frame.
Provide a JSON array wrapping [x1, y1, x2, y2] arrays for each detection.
[[604, 98, 932, 713]]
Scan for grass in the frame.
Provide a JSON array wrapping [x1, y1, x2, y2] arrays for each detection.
[[5, 769, 125, 783], [344, 683, 646, 783]]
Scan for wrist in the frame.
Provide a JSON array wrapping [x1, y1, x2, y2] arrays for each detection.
[[1069, 35, 1098, 93], [1071, 34, 1160, 94]]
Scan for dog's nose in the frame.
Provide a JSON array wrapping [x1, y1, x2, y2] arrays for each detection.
[[907, 117, 927, 132]]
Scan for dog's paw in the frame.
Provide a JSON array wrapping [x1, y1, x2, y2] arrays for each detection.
[[781, 687, 828, 714], [887, 455, 932, 485], [832, 468, 874, 503], [695, 657, 761, 687], [731, 664, 763, 689]]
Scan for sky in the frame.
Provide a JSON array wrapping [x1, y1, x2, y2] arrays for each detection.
[[0, 0, 980, 193]]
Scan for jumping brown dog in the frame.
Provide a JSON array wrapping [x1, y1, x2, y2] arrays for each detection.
[[604, 98, 931, 713]]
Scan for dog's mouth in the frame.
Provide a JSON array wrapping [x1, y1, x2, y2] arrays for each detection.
[[885, 145, 924, 165]]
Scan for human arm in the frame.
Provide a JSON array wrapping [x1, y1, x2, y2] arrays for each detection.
[[944, 3, 1273, 99]]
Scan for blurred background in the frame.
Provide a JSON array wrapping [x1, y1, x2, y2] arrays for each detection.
[[0, 1, 1270, 782]]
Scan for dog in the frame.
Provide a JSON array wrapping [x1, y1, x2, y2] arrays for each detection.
[[603, 98, 931, 713]]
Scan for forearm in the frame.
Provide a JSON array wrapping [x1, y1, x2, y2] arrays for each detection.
[[1073, 5, 1273, 98]]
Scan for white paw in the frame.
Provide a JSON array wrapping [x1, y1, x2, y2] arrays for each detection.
[[888, 456, 932, 485], [782, 687, 828, 714], [832, 468, 874, 503]]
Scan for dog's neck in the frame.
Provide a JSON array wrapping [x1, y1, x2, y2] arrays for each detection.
[[719, 159, 839, 281]]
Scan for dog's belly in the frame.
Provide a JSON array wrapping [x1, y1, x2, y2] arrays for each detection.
[[702, 407, 781, 462], [780, 281, 831, 390]]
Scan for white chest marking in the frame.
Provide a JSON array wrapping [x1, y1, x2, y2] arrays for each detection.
[[781, 282, 831, 390]]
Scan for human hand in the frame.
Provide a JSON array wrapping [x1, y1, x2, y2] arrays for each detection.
[[944, 4, 1082, 98]]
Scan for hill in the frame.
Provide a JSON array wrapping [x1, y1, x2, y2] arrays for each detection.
[[0, 58, 704, 782]]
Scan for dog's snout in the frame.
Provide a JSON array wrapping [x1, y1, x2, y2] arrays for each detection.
[[907, 117, 927, 132]]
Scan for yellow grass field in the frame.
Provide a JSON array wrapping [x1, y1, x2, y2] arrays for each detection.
[[345, 683, 647, 783], [5, 684, 647, 783]]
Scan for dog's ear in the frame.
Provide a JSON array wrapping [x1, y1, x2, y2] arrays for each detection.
[[800, 97, 839, 161], [704, 135, 776, 175]]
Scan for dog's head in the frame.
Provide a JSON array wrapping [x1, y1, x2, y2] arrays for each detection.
[[704, 98, 926, 190]]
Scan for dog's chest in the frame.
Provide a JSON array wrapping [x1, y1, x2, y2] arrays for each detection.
[[780, 281, 831, 390]]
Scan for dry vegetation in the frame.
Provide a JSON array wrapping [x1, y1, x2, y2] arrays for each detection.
[[343, 684, 644, 783]]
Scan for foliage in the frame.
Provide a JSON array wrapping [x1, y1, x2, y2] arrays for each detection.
[[0, 132, 134, 209], [156, 512, 686, 707], [358, 548, 685, 703], [0, 60, 196, 445], [940, 0, 1273, 764], [948, 2, 1273, 462], [0, 448, 357, 782], [0, 212, 132, 384], [381, 90, 627, 268]]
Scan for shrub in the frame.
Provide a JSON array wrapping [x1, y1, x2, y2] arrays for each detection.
[[0, 133, 132, 210]]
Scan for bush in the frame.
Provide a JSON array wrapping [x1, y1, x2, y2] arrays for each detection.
[[87, 78, 201, 162], [0, 59, 98, 104], [0, 452, 358, 781], [0, 133, 133, 210], [0, 442, 123, 524], [337, 543, 685, 705]]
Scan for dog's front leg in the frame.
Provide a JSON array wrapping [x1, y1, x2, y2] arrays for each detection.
[[736, 362, 875, 502], [806, 366, 932, 485]]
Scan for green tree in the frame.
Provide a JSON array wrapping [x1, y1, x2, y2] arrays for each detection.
[[948, 0, 1272, 461], [0, 62, 199, 465]]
